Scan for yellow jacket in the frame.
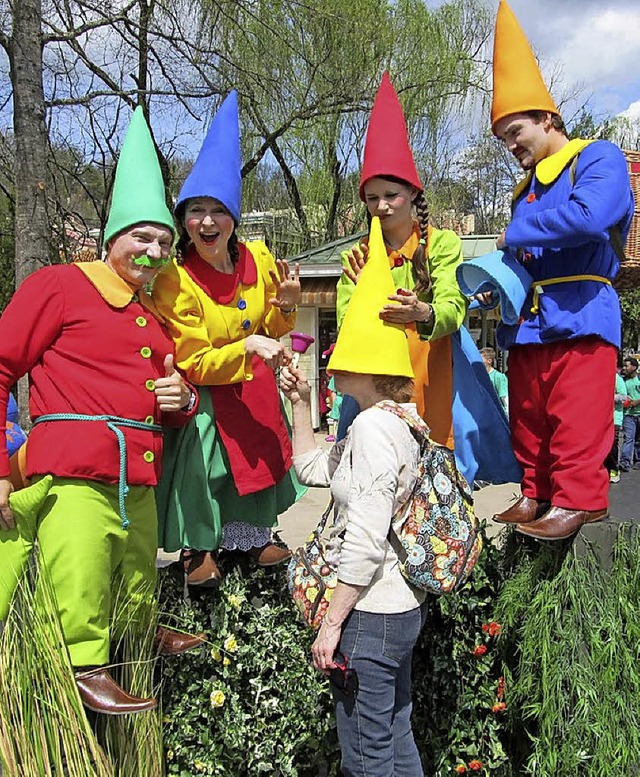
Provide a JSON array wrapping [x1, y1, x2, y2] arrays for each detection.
[[152, 241, 296, 386]]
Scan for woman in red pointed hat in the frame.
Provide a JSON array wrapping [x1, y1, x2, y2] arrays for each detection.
[[337, 72, 468, 454]]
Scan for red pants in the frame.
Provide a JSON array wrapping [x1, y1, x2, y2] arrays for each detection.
[[508, 337, 616, 510]]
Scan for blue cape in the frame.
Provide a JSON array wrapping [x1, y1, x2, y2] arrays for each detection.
[[337, 328, 522, 486]]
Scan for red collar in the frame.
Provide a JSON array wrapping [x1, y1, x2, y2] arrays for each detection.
[[183, 243, 257, 303]]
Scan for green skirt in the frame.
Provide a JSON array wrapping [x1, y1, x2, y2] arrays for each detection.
[[156, 388, 306, 552]]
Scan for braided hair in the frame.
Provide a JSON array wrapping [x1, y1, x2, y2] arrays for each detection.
[[174, 199, 240, 267], [410, 190, 431, 295]]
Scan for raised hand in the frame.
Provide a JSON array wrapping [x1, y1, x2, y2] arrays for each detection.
[[269, 260, 301, 312], [342, 242, 368, 284], [154, 354, 191, 413], [280, 365, 311, 405]]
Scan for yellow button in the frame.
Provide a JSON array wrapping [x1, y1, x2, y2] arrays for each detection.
[[140, 346, 152, 358], [145, 415, 155, 425], [145, 379, 156, 391], [136, 316, 148, 327], [143, 451, 155, 463]]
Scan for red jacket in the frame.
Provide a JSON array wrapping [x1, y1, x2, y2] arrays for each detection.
[[0, 262, 196, 485]]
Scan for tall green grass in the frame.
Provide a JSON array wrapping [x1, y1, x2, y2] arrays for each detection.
[[0, 563, 165, 776], [496, 526, 640, 775]]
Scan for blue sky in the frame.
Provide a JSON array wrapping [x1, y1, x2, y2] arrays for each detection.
[[494, 0, 640, 121]]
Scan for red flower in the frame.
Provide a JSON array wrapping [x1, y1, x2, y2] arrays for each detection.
[[482, 621, 502, 637], [492, 701, 507, 713], [497, 676, 506, 700], [469, 760, 483, 771], [472, 644, 487, 657], [454, 766, 467, 774]]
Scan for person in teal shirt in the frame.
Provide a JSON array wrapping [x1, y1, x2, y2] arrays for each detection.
[[620, 357, 640, 471], [325, 375, 343, 443], [606, 371, 627, 482], [480, 348, 508, 416]]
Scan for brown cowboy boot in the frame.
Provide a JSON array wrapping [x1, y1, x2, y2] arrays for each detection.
[[516, 506, 608, 541], [156, 626, 206, 656], [75, 667, 157, 715], [493, 496, 550, 525]]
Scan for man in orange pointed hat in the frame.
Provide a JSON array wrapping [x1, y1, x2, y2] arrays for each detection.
[[490, 1, 635, 540]]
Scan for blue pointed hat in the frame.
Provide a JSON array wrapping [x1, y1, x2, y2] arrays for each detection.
[[176, 91, 242, 222]]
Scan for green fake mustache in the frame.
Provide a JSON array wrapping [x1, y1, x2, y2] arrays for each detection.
[[133, 255, 170, 268]]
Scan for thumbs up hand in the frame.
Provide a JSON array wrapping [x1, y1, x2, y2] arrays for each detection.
[[154, 353, 192, 412]]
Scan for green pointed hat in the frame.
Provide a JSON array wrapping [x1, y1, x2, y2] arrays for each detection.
[[103, 107, 175, 246]]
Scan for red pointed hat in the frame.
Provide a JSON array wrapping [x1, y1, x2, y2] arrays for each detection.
[[359, 72, 423, 201]]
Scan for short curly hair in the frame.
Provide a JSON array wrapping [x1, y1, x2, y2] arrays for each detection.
[[372, 375, 414, 403]]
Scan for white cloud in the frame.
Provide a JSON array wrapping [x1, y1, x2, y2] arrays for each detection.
[[492, 0, 640, 117], [560, 8, 640, 89], [621, 100, 640, 121]]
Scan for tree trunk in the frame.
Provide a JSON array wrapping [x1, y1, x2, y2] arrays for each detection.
[[8, 0, 50, 425]]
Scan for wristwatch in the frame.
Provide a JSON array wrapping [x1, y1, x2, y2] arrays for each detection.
[[181, 389, 197, 413]]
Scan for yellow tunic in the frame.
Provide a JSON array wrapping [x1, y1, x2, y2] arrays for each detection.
[[152, 241, 296, 387]]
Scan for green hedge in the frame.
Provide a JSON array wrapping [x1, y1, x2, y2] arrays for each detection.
[[4, 522, 638, 775], [159, 524, 640, 776], [158, 526, 511, 776]]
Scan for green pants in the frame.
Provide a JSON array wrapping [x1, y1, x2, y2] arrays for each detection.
[[0, 478, 157, 667]]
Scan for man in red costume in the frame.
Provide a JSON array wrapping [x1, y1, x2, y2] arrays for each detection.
[[0, 107, 204, 715]]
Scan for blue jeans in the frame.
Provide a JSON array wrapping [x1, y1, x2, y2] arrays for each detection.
[[621, 415, 640, 468], [333, 607, 424, 777]]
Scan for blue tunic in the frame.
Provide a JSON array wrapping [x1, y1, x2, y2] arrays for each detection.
[[498, 140, 635, 350]]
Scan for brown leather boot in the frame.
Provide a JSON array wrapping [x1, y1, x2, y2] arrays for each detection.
[[156, 626, 206, 656], [75, 667, 157, 715], [516, 506, 608, 541], [181, 549, 223, 587], [249, 542, 292, 567], [493, 496, 550, 525]]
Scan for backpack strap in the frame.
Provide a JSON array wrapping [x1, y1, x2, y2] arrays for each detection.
[[373, 401, 427, 562], [569, 151, 627, 263], [373, 400, 430, 445]]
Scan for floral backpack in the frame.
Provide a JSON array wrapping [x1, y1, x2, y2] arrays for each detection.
[[378, 401, 482, 595], [287, 499, 338, 630], [287, 401, 482, 629]]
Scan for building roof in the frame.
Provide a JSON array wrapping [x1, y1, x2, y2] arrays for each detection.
[[290, 232, 498, 277]]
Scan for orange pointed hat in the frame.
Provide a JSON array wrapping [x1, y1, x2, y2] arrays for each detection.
[[327, 216, 414, 378], [359, 72, 422, 201], [491, 0, 558, 133]]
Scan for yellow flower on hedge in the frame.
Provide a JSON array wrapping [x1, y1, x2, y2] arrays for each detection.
[[166, 750, 174, 761], [210, 646, 222, 662], [210, 689, 226, 708], [223, 656, 231, 666], [224, 634, 238, 653], [194, 761, 207, 772], [227, 593, 244, 610]]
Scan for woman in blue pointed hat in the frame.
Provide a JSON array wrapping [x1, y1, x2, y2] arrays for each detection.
[[153, 91, 305, 585]]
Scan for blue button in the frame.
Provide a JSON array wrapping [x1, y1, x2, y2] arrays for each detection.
[[241, 319, 251, 330], [237, 299, 247, 310]]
